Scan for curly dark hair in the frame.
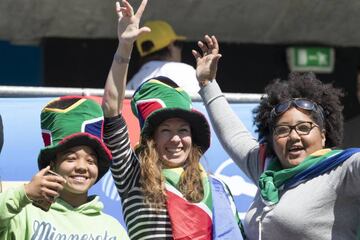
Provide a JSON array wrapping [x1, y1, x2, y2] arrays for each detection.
[[253, 72, 344, 156]]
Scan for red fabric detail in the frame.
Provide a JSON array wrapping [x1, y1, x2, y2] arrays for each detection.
[[62, 98, 140, 148], [137, 101, 163, 121], [191, 108, 202, 115], [166, 190, 212, 240], [49, 97, 140, 148], [42, 132, 51, 146], [59, 95, 81, 100], [122, 100, 140, 147], [59, 132, 112, 160]]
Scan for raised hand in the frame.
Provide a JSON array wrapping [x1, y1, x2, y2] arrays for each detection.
[[103, 0, 150, 117], [192, 35, 222, 87], [116, 0, 151, 45], [24, 166, 66, 203]]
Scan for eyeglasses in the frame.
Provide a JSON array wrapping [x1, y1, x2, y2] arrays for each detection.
[[273, 121, 319, 138]]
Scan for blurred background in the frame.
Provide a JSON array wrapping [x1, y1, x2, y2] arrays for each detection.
[[1, 0, 360, 119]]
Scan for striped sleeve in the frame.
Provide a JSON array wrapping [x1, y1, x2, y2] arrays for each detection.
[[103, 115, 140, 196], [103, 115, 173, 240]]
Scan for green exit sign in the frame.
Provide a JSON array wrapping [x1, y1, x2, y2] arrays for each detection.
[[287, 47, 335, 73]]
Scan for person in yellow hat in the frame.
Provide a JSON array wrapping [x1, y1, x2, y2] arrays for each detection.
[[126, 20, 200, 94]]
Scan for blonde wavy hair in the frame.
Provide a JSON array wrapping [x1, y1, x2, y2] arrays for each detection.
[[137, 137, 204, 209]]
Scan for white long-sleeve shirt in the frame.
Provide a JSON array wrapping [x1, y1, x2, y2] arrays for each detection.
[[126, 61, 200, 94]]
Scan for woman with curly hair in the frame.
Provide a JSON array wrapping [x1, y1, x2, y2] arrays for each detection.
[[194, 35, 360, 239], [101, 0, 243, 239]]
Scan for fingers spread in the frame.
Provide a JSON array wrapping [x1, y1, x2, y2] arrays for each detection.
[[192, 50, 200, 60], [211, 35, 219, 50], [138, 26, 151, 35], [122, 0, 133, 12], [116, 0, 133, 18], [136, 0, 148, 18], [198, 41, 209, 54], [115, 2, 122, 17], [204, 35, 213, 47]]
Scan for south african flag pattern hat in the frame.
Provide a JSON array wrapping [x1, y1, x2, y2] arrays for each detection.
[[38, 96, 112, 182], [131, 76, 210, 153]]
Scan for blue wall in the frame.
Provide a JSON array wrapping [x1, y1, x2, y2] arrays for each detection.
[[0, 97, 259, 227], [0, 40, 43, 86]]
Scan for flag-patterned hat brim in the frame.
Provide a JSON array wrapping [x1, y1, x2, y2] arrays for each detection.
[[142, 108, 210, 153], [38, 132, 112, 183]]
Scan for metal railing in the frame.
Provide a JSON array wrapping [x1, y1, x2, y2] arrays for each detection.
[[0, 85, 263, 103]]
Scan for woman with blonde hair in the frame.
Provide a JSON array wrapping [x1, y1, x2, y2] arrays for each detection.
[[101, 0, 243, 239]]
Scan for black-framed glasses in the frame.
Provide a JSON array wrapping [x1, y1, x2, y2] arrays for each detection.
[[270, 98, 323, 120], [273, 121, 319, 138]]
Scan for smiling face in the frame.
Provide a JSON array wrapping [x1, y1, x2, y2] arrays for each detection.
[[272, 108, 326, 168], [154, 117, 192, 168], [53, 145, 98, 205]]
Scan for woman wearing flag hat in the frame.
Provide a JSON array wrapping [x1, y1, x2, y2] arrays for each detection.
[[102, 0, 243, 239], [194, 35, 360, 239], [0, 96, 129, 239]]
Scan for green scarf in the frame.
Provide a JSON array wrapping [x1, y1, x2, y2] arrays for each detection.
[[162, 166, 212, 209], [259, 149, 341, 205]]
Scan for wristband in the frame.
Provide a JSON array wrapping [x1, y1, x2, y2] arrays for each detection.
[[199, 79, 214, 87], [114, 54, 130, 64]]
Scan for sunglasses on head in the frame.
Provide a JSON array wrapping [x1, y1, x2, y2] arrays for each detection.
[[270, 98, 324, 120]]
